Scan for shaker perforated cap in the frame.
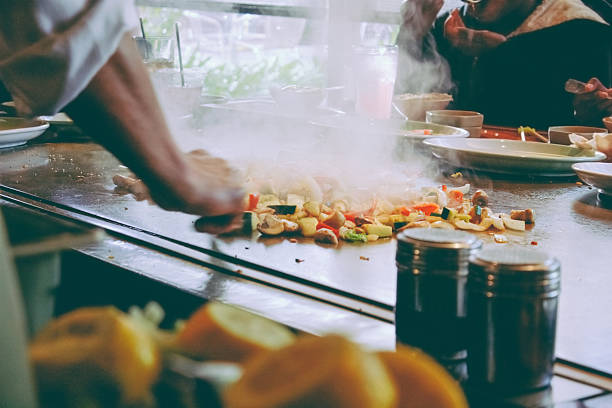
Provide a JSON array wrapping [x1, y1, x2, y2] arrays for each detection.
[[398, 228, 480, 250], [470, 247, 560, 273], [396, 228, 483, 275], [469, 247, 561, 296]]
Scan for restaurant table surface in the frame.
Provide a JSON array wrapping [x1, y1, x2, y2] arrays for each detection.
[[0, 133, 611, 376]]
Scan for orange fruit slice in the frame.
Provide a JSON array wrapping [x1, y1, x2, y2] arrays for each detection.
[[30, 306, 160, 405], [224, 334, 397, 408], [378, 345, 468, 408], [176, 302, 295, 362]]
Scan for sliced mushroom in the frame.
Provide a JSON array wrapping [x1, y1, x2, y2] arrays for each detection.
[[471, 190, 489, 207], [320, 204, 333, 215], [344, 220, 356, 229], [303, 201, 321, 217], [354, 216, 373, 227], [322, 211, 346, 229], [468, 206, 489, 224], [257, 214, 284, 235], [281, 219, 299, 233], [510, 209, 535, 224], [313, 228, 338, 245]]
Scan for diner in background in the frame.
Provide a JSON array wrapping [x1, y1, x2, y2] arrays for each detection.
[[396, 0, 612, 129]]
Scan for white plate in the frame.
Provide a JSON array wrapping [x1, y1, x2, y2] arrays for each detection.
[[1, 101, 73, 125], [38, 112, 73, 125], [310, 116, 469, 139], [572, 162, 612, 196], [423, 138, 607, 176], [0, 118, 49, 148]]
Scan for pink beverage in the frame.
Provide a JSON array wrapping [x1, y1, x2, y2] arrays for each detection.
[[353, 45, 398, 119]]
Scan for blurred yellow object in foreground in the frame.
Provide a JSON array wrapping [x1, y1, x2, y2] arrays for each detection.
[[176, 302, 296, 362], [379, 346, 468, 408], [30, 306, 160, 406], [224, 334, 397, 408]]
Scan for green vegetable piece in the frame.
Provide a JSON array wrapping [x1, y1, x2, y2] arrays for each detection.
[[393, 221, 408, 230], [242, 211, 259, 233], [430, 212, 442, 218], [267, 205, 297, 215], [345, 230, 368, 243], [475, 205, 482, 216], [441, 207, 451, 220]]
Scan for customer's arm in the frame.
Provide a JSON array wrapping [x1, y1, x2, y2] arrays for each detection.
[[65, 35, 244, 232], [395, 0, 454, 94]]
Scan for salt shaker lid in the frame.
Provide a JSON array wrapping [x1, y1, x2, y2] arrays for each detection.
[[397, 228, 481, 250], [469, 247, 561, 299], [470, 247, 560, 273]]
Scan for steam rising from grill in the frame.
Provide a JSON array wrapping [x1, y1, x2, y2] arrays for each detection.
[[153, 1, 461, 210]]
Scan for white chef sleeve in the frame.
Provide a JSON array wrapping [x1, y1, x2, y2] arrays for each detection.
[[0, 0, 138, 116]]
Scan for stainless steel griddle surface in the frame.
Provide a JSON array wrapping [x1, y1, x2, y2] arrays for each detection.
[[1, 142, 612, 375]]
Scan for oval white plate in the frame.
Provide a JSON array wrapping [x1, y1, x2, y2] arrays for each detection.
[[310, 116, 469, 139], [423, 138, 607, 176], [0, 118, 49, 148], [572, 162, 612, 196]]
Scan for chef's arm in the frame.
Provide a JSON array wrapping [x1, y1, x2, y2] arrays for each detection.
[[64, 34, 244, 221]]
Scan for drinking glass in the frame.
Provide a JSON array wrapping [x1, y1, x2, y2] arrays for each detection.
[[352, 45, 398, 120], [140, 36, 175, 70]]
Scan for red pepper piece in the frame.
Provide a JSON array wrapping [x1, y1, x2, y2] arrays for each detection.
[[398, 206, 411, 216], [316, 222, 340, 238], [411, 202, 440, 217], [247, 193, 260, 211]]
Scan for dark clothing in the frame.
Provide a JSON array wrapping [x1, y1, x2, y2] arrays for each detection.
[[398, 7, 612, 129]]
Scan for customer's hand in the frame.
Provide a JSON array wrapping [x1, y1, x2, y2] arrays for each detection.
[[573, 77, 612, 125], [444, 9, 506, 56], [114, 150, 245, 234], [400, 0, 444, 38]]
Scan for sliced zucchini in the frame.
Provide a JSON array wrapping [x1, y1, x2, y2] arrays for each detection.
[[242, 212, 260, 233], [267, 205, 297, 215], [363, 224, 392, 238]]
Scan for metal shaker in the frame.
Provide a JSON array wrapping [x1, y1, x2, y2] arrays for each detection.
[[467, 247, 561, 394], [396, 228, 482, 361]]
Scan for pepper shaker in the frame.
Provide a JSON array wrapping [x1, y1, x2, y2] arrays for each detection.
[[467, 247, 561, 394], [396, 228, 482, 361]]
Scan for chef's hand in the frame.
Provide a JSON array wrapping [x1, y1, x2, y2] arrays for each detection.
[[400, 0, 444, 38], [114, 150, 245, 234], [573, 77, 612, 125], [444, 9, 506, 56]]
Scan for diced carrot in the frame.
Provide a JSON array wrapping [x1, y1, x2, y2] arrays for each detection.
[[399, 206, 411, 216], [411, 202, 440, 216]]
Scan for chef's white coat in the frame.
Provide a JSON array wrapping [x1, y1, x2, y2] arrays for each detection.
[[0, 0, 137, 116]]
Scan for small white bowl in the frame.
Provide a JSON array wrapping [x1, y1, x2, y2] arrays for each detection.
[[548, 126, 607, 145], [426, 110, 483, 138], [426, 110, 483, 128], [393, 93, 452, 121]]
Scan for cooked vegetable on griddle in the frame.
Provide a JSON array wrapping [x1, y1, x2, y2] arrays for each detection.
[[245, 183, 534, 245]]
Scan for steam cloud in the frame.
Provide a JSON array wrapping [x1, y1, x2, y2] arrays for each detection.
[[153, 0, 461, 210]]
